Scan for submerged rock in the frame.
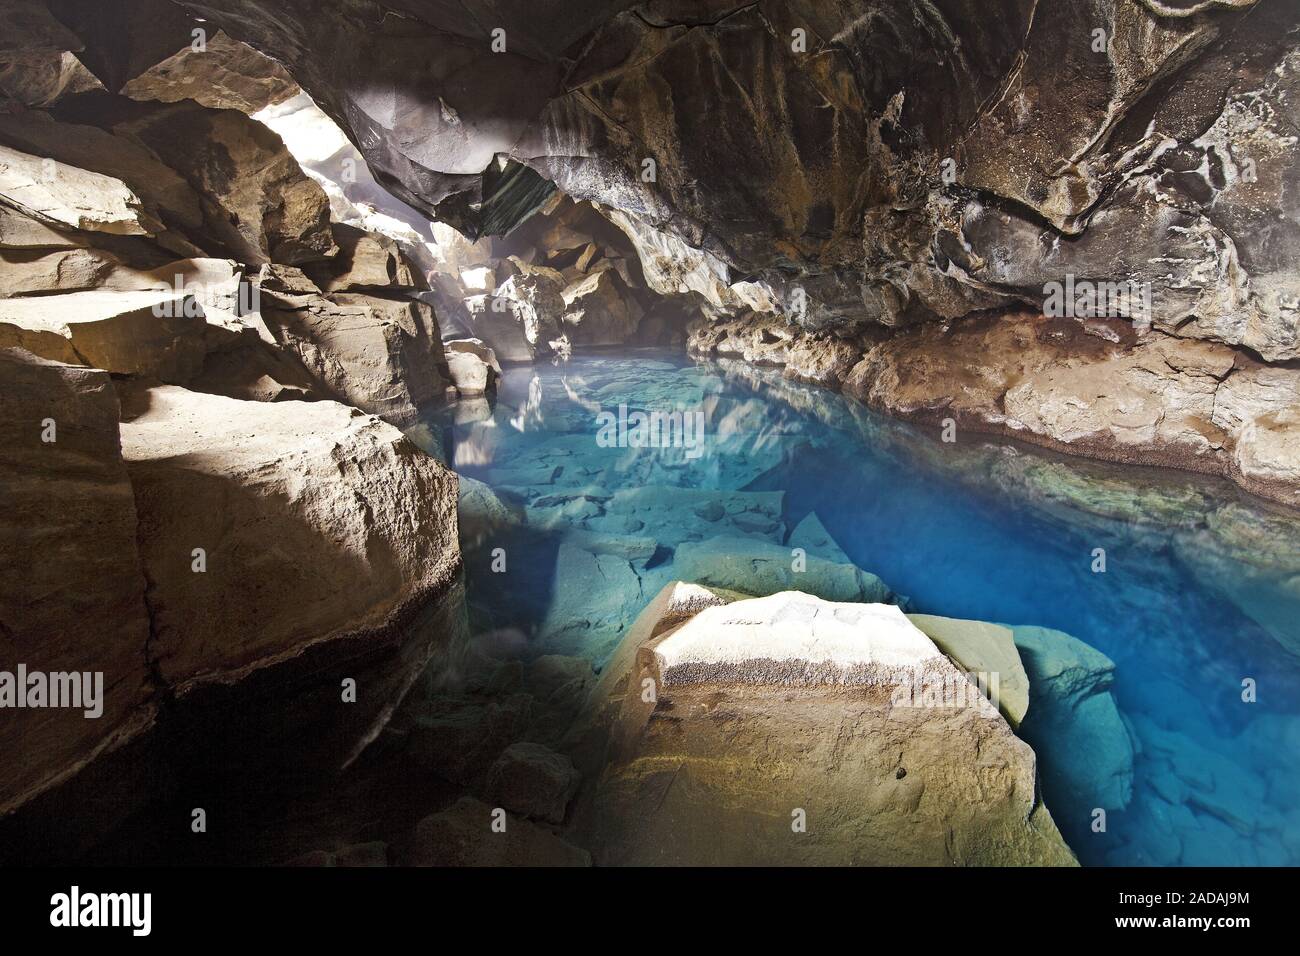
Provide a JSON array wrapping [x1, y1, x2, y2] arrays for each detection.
[[908, 615, 1030, 729], [569, 587, 1077, 866], [1010, 625, 1136, 833], [673, 536, 891, 605]]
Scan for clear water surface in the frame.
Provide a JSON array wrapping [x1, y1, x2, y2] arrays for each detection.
[[431, 348, 1300, 867]]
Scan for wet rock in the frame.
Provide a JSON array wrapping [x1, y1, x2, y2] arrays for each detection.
[[0, 349, 155, 822], [787, 512, 851, 565], [410, 797, 590, 867], [570, 587, 1076, 866], [673, 536, 891, 605], [907, 615, 1030, 729], [484, 742, 581, 825], [1010, 625, 1136, 829]]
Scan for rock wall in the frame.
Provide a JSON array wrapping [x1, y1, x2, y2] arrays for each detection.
[[143, 0, 1300, 505], [0, 16, 467, 857]]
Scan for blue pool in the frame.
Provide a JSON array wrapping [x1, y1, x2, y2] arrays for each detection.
[[433, 349, 1300, 867]]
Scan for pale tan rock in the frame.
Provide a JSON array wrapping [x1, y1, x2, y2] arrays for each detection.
[[305, 222, 420, 293], [122, 30, 298, 115], [445, 338, 499, 395], [0, 348, 155, 820], [0, 247, 119, 297], [0, 289, 205, 381], [0, 204, 85, 249], [464, 271, 564, 363], [0, 143, 162, 236], [570, 586, 1076, 866], [118, 385, 461, 705], [0, 110, 204, 233]]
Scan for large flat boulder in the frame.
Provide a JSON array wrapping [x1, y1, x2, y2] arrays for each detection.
[[568, 586, 1077, 866], [119, 384, 463, 768], [0, 288, 205, 381], [1010, 624, 1136, 841]]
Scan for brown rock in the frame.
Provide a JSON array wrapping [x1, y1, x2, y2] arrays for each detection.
[[410, 797, 590, 867], [0, 348, 155, 820], [484, 742, 581, 825]]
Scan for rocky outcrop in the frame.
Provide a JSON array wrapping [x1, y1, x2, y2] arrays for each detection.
[[567, 585, 1077, 866], [0, 349, 155, 823], [256, 265, 447, 428], [120, 386, 456, 690]]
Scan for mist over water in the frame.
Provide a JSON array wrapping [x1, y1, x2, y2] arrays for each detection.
[[437, 349, 1300, 867]]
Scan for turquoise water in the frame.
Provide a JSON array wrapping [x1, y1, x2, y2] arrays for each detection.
[[434, 349, 1300, 867]]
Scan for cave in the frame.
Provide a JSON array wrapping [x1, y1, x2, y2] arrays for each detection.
[[1, 0, 1298, 889]]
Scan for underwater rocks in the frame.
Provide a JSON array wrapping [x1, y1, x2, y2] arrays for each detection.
[[673, 536, 891, 605], [908, 616, 1030, 729], [568, 586, 1077, 866], [484, 742, 581, 825], [1010, 626, 1136, 826]]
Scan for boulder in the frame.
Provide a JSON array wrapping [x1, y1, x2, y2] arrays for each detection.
[[787, 511, 851, 564], [907, 615, 1030, 729], [0, 247, 120, 297], [0, 349, 154, 823], [0, 288, 205, 381], [406, 692, 532, 787], [561, 268, 643, 345], [304, 222, 422, 294], [259, 271, 447, 427], [484, 742, 582, 824], [121, 29, 298, 114], [104, 99, 336, 265], [410, 797, 590, 867], [444, 338, 500, 396], [672, 536, 892, 605], [464, 271, 564, 363], [118, 384, 463, 768], [1010, 624, 1136, 835], [569, 587, 1077, 866], [0, 110, 204, 235], [0, 142, 162, 236]]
